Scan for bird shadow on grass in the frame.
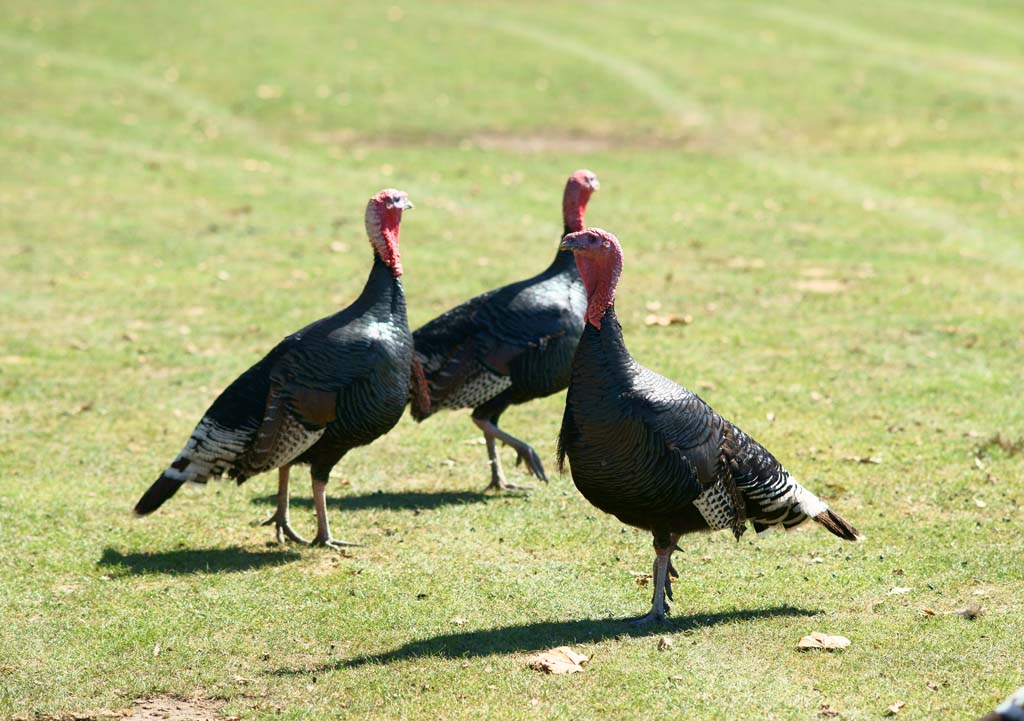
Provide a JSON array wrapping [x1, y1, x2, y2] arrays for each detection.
[[273, 605, 818, 674], [249, 489, 491, 513], [97, 546, 301, 576]]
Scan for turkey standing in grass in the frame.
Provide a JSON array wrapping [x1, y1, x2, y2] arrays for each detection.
[[557, 228, 862, 624], [410, 170, 599, 490], [134, 189, 417, 548]]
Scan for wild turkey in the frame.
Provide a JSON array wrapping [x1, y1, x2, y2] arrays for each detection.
[[410, 170, 599, 490], [557, 228, 862, 623], [134, 189, 417, 548], [979, 687, 1024, 721]]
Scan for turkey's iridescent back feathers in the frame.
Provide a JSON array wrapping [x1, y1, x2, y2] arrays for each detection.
[[412, 250, 586, 417]]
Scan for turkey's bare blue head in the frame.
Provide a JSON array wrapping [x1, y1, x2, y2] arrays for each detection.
[[563, 169, 600, 234], [559, 227, 622, 329], [365, 189, 413, 277]]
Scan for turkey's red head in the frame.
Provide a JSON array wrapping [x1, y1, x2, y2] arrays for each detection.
[[563, 169, 600, 235], [559, 227, 622, 329], [365, 189, 413, 277]]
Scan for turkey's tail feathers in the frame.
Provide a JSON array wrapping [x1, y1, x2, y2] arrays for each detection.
[[813, 508, 863, 542], [134, 473, 185, 515]]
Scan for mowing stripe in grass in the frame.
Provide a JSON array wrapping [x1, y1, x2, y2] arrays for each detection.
[[430, 7, 1021, 269], [755, 6, 1024, 103]]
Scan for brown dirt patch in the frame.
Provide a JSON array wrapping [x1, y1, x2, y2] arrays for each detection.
[[14, 697, 227, 721], [124, 697, 225, 721]]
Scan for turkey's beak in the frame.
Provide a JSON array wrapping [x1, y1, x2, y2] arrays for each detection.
[[397, 198, 414, 210], [559, 235, 584, 252]]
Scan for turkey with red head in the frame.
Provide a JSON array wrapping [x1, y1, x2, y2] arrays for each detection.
[[410, 170, 599, 490], [557, 228, 862, 623], [135, 189, 416, 548]]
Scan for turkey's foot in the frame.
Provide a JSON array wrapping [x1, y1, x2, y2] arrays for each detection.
[[486, 460, 531, 492], [310, 534, 362, 549], [259, 512, 308, 544], [628, 608, 668, 626], [477, 419, 533, 491], [511, 441, 548, 482]]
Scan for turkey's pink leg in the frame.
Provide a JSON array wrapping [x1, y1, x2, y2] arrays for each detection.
[[473, 418, 547, 489], [310, 479, 361, 549], [630, 544, 675, 625], [260, 465, 308, 544]]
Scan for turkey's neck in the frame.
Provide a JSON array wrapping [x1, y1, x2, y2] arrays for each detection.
[[357, 254, 407, 323], [551, 188, 589, 270], [578, 305, 635, 380]]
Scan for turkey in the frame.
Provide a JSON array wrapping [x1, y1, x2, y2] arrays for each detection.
[[410, 170, 599, 490], [557, 228, 862, 624], [979, 687, 1024, 721], [134, 189, 417, 548]]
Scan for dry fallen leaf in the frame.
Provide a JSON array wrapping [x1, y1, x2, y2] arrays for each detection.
[[819, 703, 840, 718], [527, 646, 589, 674], [885, 700, 906, 716], [921, 608, 936, 616], [888, 586, 913, 595], [657, 636, 673, 651], [926, 681, 939, 692], [797, 632, 851, 651], [644, 313, 692, 327], [452, 616, 468, 626], [795, 278, 846, 294]]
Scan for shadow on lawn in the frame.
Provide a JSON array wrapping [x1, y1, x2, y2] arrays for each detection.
[[250, 489, 490, 513], [275, 606, 818, 673], [98, 546, 300, 576]]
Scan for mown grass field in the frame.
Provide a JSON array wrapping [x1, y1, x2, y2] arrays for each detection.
[[1, 1, 1022, 719]]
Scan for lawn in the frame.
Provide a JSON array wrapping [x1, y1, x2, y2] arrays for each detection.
[[1, 1, 1022, 719]]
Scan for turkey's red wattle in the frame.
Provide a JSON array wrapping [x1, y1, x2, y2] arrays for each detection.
[[378, 211, 403, 277], [576, 248, 621, 330]]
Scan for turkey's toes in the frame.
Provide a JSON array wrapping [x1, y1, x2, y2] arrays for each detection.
[[513, 444, 548, 482], [310, 535, 362, 550], [628, 607, 668, 626], [260, 514, 309, 544], [486, 477, 531, 492]]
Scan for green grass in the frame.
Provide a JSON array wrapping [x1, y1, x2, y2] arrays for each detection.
[[1, 1, 1023, 719]]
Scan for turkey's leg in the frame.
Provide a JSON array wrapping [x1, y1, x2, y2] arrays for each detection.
[[309, 478, 361, 549], [472, 417, 547, 488], [260, 465, 309, 544], [630, 538, 675, 625]]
